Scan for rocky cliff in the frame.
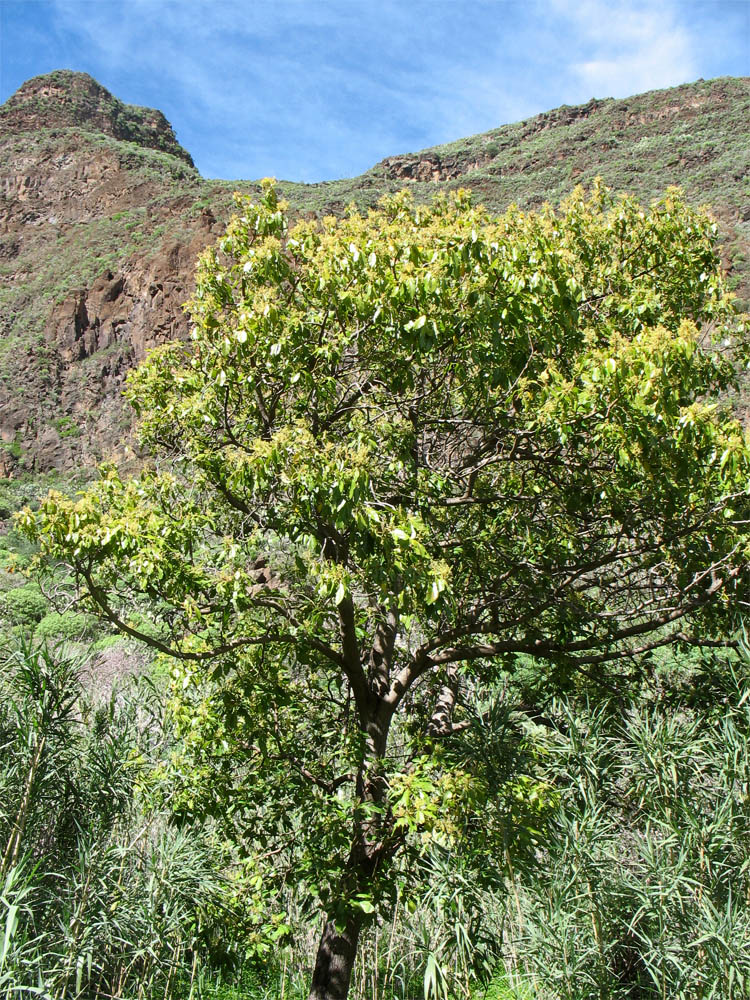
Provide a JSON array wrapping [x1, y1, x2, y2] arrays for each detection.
[[1, 71, 748, 474], [0, 73, 217, 472]]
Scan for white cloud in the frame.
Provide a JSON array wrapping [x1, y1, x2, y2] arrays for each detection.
[[552, 0, 698, 98]]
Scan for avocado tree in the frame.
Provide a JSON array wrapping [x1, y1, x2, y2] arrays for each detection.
[[21, 181, 749, 999]]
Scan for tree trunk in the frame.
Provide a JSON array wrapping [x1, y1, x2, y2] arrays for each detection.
[[307, 685, 393, 1000], [308, 910, 362, 1000]]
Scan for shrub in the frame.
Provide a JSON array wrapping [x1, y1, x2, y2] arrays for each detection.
[[2, 583, 48, 624], [35, 610, 95, 640]]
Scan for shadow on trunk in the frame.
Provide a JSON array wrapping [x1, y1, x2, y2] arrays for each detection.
[[309, 912, 363, 1000]]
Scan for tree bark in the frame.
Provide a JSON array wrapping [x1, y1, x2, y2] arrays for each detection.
[[307, 658, 395, 1000], [308, 910, 363, 1000], [307, 720, 387, 1000]]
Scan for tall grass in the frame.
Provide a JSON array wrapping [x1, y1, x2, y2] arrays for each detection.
[[0, 639, 253, 1000], [501, 680, 750, 999]]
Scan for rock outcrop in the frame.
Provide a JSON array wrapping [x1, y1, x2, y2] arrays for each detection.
[[33, 218, 218, 471], [0, 72, 214, 473], [1, 70, 194, 166]]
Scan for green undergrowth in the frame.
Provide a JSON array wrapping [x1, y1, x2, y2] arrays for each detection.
[[0, 632, 747, 1000]]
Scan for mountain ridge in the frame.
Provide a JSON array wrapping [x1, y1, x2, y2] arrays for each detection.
[[1, 71, 748, 474]]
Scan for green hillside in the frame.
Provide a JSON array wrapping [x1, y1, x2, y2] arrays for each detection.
[[0, 72, 748, 473]]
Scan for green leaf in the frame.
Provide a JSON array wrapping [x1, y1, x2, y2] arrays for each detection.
[[352, 897, 375, 914]]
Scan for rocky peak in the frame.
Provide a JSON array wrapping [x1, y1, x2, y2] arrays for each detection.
[[0, 70, 195, 168]]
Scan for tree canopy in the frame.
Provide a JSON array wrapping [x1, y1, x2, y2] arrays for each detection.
[[20, 180, 750, 1000]]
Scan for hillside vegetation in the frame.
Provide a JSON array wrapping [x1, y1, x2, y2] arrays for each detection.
[[0, 72, 748, 472]]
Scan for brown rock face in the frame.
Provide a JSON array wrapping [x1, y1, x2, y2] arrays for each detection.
[[0, 72, 217, 474], [379, 151, 488, 183], [0, 215, 219, 474]]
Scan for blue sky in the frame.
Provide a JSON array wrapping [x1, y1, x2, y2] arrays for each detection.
[[1, 0, 748, 182]]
